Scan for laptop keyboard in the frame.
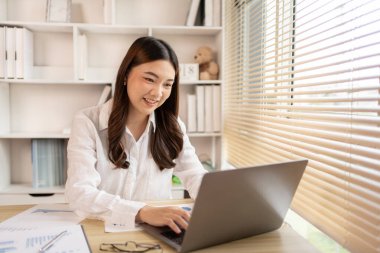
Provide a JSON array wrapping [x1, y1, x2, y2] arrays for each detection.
[[161, 229, 186, 245]]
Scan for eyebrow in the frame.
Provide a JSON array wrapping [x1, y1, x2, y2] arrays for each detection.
[[144, 71, 174, 82]]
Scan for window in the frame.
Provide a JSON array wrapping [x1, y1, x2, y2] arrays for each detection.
[[224, 0, 380, 252]]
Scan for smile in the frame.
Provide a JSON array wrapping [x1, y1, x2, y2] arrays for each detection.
[[144, 97, 159, 105]]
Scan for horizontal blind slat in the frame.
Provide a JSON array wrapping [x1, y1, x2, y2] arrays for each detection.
[[225, 0, 380, 252]]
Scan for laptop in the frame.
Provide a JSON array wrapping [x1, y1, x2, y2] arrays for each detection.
[[140, 159, 308, 253]]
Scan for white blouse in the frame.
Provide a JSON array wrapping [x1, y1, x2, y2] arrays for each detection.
[[65, 99, 207, 228]]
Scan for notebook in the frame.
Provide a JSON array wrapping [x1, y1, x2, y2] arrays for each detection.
[[140, 159, 308, 253]]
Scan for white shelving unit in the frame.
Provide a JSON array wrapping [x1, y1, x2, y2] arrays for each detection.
[[0, 0, 223, 205]]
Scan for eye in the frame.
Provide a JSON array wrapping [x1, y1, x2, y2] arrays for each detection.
[[165, 83, 173, 88], [144, 77, 155, 83]]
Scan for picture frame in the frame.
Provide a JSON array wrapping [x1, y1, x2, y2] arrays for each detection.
[[46, 0, 72, 23]]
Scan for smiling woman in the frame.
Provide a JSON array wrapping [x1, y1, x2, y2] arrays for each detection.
[[65, 36, 207, 234]]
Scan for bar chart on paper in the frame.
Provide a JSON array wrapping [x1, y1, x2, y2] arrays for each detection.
[[0, 240, 17, 253], [26, 231, 66, 249], [0, 204, 90, 252], [0, 225, 91, 253]]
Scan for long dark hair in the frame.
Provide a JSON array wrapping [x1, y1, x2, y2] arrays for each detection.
[[108, 36, 183, 170]]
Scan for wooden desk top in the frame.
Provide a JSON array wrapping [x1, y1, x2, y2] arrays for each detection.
[[0, 201, 320, 253]]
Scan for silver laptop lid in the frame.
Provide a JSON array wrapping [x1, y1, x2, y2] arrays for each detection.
[[180, 159, 307, 253]]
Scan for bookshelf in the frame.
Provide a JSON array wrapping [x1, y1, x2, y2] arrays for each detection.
[[0, 0, 223, 205]]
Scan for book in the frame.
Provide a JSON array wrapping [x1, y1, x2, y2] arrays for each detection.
[[196, 85, 205, 132], [0, 26, 5, 78], [187, 94, 197, 132], [15, 27, 34, 79], [103, 0, 115, 24], [97, 85, 112, 105], [186, 0, 201, 26], [204, 85, 213, 132], [32, 139, 66, 188], [0, 1, 6, 21], [5, 26, 15, 79], [213, 0, 221, 26], [194, 0, 205, 26], [204, 0, 213, 26], [212, 85, 221, 132]]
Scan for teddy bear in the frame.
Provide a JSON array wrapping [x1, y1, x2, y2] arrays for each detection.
[[194, 46, 219, 80]]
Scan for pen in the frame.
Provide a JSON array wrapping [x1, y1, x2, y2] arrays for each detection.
[[39, 230, 67, 253]]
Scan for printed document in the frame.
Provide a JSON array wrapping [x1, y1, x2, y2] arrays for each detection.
[[0, 203, 83, 232], [0, 224, 91, 253]]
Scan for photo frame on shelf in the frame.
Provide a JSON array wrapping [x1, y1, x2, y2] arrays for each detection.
[[46, 0, 72, 23]]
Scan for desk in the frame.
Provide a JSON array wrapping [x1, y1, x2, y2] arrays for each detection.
[[0, 201, 320, 253]]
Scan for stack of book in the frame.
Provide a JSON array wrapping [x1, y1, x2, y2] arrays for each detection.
[[187, 84, 221, 133], [31, 139, 66, 188], [0, 26, 34, 79]]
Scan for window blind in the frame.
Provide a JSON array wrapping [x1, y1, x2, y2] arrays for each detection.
[[224, 0, 380, 252]]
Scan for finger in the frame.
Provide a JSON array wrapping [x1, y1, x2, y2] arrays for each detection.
[[169, 208, 191, 225], [170, 207, 191, 219], [173, 215, 189, 230], [167, 219, 182, 234], [181, 210, 191, 222]]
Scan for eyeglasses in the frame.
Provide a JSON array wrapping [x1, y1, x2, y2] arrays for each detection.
[[100, 241, 162, 253]]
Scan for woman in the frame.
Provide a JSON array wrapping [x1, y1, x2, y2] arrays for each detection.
[[65, 36, 207, 233]]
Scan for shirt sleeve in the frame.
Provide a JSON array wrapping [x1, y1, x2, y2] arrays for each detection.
[[65, 112, 146, 228], [174, 118, 208, 199]]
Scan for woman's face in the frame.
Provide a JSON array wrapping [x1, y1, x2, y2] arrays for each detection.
[[126, 60, 175, 118]]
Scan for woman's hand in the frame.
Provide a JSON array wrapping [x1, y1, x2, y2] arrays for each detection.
[[136, 205, 191, 233]]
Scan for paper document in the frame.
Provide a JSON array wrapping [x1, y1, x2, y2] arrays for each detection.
[[0, 224, 91, 253], [0, 203, 84, 232]]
